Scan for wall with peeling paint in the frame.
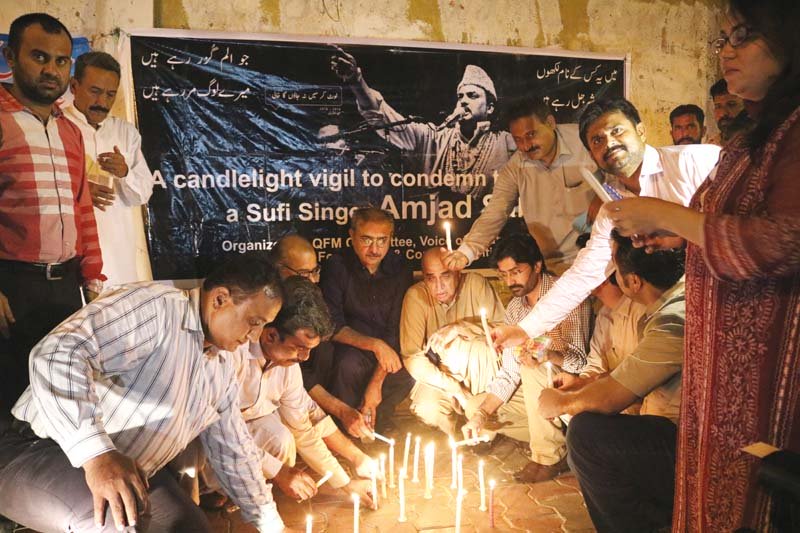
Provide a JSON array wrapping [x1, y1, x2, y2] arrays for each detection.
[[0, 0, 725, 144]]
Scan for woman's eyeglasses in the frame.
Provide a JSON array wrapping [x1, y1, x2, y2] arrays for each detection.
[[710, 24, 759, 55]]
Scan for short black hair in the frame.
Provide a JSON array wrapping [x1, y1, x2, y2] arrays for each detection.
[[350, 206, 395, 232], [611, 230, 685, 290], [74, 51, 120, 80], [578, 98, 642, 150], [491, 232, 544, 269], [8, 13, 72, 55], [203, 252, 284, 303], [669, 104, 705, 127], [272, 276, 334, 339], [501, 96, 553, 128], [709, 78, 729, 98]]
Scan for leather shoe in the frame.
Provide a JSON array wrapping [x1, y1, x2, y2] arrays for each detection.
[[513, 457, 569, 483]]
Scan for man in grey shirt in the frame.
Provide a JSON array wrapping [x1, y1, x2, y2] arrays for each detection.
[[442, 97, 597, 274]]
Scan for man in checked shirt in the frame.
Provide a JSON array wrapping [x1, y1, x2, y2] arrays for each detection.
[[0, 255, 303, 532], [461, 233, 592, 483]]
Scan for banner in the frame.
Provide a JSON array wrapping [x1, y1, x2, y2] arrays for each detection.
[[127, 30, 626, 280]]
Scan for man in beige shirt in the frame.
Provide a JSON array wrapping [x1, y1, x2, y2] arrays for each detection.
[[441, 96, 596, 274], [401, 248, 504, 436], [538, 231, 685, 532]]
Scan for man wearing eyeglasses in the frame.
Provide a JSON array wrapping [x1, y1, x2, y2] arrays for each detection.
[[400, 247, 505, 436], [271, 234, 374, 438], [462, 232, 592, 483], [319, 207, 414, 434]]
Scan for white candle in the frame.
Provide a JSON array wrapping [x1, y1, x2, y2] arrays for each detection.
[[379, 453, 387, 499], [444, 221, 453, 251], [315, 470, 333, 488], [412, 436, 421, 483], [453, 434, 492, 447], [389, 439, 396, 488], [306, 514, 312, 533], [371, 461, 379, 510], [371, 431, 393, 445], [457, 453, 464, 491], [450, 437, 457, 489], [402, 432, 411, 475], [398, 467, 407, 522], [478, 459, 487, 511], [545, 361, 553, 388], [455, 488, 465, 533], [489, 479, 496, 527], [424, 442, 434, 499], [480, 308, 493, 350], [352, 493, 360, 533]]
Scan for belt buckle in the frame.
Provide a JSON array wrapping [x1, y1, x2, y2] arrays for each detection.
[[45, 263, 63, 281]]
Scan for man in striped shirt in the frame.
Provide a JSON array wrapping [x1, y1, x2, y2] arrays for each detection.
[[0, 13, 105, 415], [462, 233, 592, 483], [0, 255, 295, 532]]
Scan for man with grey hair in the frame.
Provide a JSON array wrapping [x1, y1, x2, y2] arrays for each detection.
[[63, 50, 155, 287], [331, 48, 515, 197]]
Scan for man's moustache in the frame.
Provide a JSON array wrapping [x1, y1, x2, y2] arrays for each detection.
[[604, 146, 626, 160], [90, 106, 109, 113]]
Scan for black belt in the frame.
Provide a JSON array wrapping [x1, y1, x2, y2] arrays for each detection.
[[0, 257, 79, 281]]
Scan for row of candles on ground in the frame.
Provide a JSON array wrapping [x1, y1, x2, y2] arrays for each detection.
[[305, 432, 497, 532]]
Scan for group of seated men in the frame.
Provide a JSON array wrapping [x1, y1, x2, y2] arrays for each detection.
[[0, 15, 717, 528]]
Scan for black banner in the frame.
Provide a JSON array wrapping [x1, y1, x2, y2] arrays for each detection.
[[129, 32, 625, 279]]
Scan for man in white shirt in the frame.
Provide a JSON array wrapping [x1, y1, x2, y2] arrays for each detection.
[[0, 255, 293, 532], [441, 96, 597, 274], [64, 51, 155, 287], [491, 98, 720, 349], [211, 276, 376, 509]]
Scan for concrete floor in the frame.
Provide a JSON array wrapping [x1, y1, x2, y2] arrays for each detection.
[[206, 412, 596, 533]]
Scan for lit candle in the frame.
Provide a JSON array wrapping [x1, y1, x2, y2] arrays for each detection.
[[352, 493, 360, 533], [545, 360, 553, 388], [453, 434, 492, 447], [371, 431, 393, 445], [450, 437, 457, 489], [389, 439, 396, 488], [412, 436, 421, 483], [457, 453, 464, 491], [455, 488, 465, 533], [306, 514, 312, 533], [424, 442, 434, 499], [489, 479, 496, 527], [398, 467, 407, 523], [480, 308, 493, 350], [402, 432, 411, 475], [479, 459, 487, 511], [444, 221, 453, 251], [379, 453, 387, 499], [371, 461, 379, 510]]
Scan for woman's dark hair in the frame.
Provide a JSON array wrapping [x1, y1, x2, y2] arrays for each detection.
[[728, 0, 800, 154]]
